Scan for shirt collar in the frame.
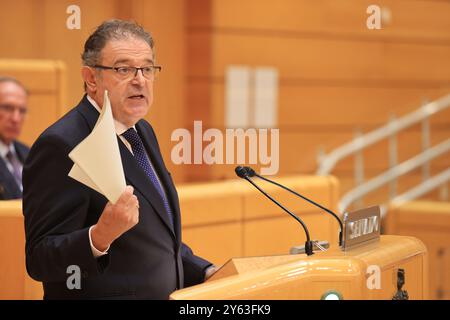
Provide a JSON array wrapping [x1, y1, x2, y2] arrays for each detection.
[[86, 94, 135, 136]]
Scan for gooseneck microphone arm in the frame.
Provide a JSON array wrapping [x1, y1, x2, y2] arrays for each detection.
[[235, 166, 314, 255], [244, 166, 343, 247]]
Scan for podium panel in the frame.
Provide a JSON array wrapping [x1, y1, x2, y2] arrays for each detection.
[[170, 235, 428, 300], [0, 200, 43, 299], [385, 201, 450, 299]]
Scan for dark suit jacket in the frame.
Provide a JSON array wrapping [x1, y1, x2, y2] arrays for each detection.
[[0, 140, 29, 200], [23, 95, 211, 299]]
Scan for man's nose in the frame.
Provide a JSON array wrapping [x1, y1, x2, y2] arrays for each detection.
[[131, 69, 146, 86], [11, 109, 23, 122]]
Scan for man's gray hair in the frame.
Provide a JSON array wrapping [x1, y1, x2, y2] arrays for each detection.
[[0, 76, 29, 95], [82, 19, 154, 67]]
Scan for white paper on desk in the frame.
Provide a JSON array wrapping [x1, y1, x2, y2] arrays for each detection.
[[68, 90, 126, 204]]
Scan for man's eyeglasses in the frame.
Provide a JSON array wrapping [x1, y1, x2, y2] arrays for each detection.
[[92, 65, 162, 80], [0, 104, 28, 116]]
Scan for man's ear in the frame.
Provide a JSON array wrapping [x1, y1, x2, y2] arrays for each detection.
[[81, 66, 97, 93]]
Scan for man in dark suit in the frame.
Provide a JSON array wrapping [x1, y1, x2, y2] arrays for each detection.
[[23, 20, 216, 299], [0, 77, 30, 200]]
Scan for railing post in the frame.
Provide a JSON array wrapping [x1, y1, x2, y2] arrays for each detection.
[[354, 128, 365, 209], [316, 145, 326, 172], [421, 98, 431, 183], [389, 114, 398, 200]]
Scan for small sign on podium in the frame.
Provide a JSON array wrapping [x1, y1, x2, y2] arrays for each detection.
[[342, 205, 381, 251]]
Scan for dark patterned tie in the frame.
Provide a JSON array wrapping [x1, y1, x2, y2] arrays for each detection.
[[6, 150, 22, 189], [122, 128, 174, 228]]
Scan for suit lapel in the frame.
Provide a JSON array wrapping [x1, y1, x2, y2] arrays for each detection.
[[136, 122, 182, 241], [76, 95, 100, 130], [0, 157, 21, 198], [118, 138, 176, 238], [14, 142, 29, 164]]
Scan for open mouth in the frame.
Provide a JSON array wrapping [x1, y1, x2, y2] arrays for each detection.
[[128, 94, 145, 100]]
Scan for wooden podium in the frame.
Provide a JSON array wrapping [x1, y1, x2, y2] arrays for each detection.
[[170, 235, 428, 300]]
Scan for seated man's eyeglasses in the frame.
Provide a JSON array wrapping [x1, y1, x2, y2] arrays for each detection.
[[0, 104, 28, 116], [92, 65, 162, 80]]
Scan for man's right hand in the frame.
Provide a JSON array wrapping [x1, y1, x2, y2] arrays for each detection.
[[91, 185, 139, 252]]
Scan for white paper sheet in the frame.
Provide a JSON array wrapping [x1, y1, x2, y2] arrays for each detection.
[[68, 90, 126, 204]]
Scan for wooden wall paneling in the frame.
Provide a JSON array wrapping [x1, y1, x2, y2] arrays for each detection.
[[183, 222, 242, 266], [178, 180, 243, 226], [40, 0, 119, 109], [0, 0, 39, 58], [0, 215, 26, 299], [204, 35, 450, 82], [128, 0, 187, 182], [0, 59, 67, 146], [206, 0, 450, 42], [196, 81, 450, 128], [243, 213, 334, 257]]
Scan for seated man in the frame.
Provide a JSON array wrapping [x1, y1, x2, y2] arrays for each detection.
[[0, 77, 29, 200]]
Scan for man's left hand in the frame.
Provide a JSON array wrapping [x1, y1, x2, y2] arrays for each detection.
[[204, 265, 220, 281]]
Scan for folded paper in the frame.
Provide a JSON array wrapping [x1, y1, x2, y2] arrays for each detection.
[[68, 90, 126, 203]]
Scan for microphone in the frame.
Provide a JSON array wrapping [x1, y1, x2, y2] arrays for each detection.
[[242, 166, 343, 247], [235, 166, 314, 256]]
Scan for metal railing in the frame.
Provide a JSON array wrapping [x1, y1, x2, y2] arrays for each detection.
[[316, 94, 450, 214], [379, 167, 450, 217]]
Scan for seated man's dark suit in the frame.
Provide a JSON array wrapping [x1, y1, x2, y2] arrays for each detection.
[[0, 141, 29, 199], [23, 95, 211, 299]]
